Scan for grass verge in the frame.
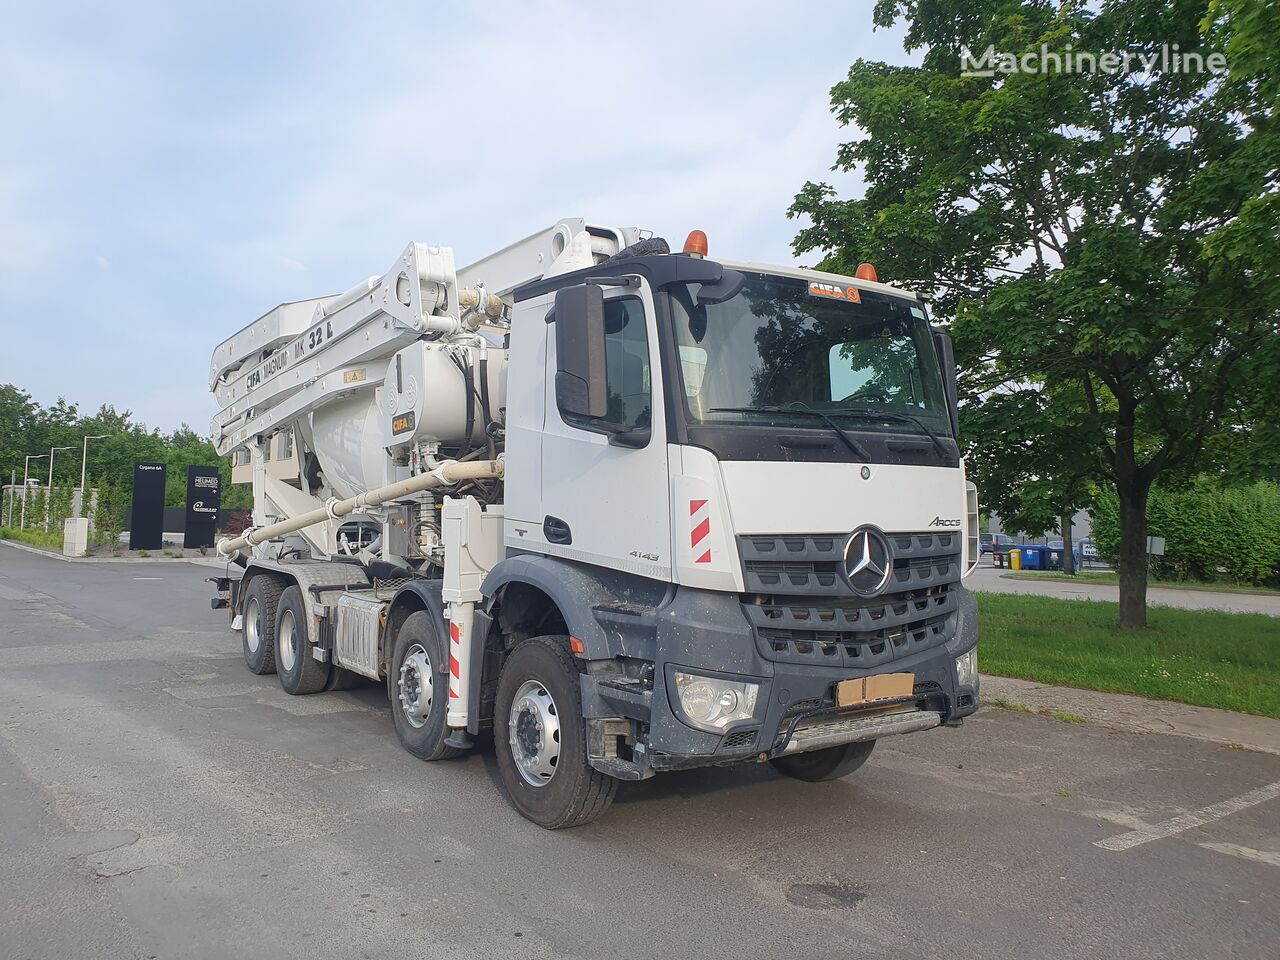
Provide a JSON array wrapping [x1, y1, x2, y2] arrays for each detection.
[[1003, 570, 1280, 596], [976, 593, 1280, 719], [0, 526, 61, 549]]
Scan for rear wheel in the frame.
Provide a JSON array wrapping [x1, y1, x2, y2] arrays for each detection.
[[494, 637, 617, 829], [276, 585, 330, 695], [241, 577, 282, 675], [389, 612, 462, 761], [771, 740, 876, 782]]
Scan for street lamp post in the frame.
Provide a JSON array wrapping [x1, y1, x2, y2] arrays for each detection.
[[46, 446, 73, 531], [20, 454, 48, 529], [79, 435, 109, 517]]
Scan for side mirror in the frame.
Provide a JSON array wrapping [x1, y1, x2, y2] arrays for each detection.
[[552, 284, 609, 420], [696, 268, 745, 305], [932, 328, 960, 438]]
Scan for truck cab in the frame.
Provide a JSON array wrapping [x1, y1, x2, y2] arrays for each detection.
[[490, 238, 979, 794]]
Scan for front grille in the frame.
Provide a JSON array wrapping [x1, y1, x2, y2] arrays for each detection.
[[740, 532, 962, 667], [739, 531, 960, 596]]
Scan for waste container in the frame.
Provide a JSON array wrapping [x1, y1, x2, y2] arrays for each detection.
[[993, 551, 1005, 568], [1020, 545, 1045, 571], [1009, 548, 1022, 570]]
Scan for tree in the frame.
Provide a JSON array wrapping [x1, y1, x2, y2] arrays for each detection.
[[962, 382, 1100, 572], [791, 0, 1280, 627], [0, 385, 40, 486], [0, 384, 251, 519]]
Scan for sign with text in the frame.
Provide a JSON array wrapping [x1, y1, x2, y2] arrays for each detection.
[[184, 466, 222, 549], [130, 462, 166, 551]]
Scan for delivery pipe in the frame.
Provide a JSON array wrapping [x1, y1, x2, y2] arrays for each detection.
[[216, 458, 503, 558]]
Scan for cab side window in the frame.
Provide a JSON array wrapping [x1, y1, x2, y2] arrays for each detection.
[[561, 297, 651, 433]]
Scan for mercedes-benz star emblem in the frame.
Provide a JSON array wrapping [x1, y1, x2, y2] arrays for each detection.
[[842, 526, 894, 597]]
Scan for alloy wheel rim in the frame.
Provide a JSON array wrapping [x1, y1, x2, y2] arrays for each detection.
[[508, 679, 561, 788], [279, 609, 297, 672], [245, 597, 261, 653], [398, 643, 433, 729]]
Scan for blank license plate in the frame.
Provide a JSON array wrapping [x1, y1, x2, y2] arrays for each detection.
[[836, 672, 915, 707]]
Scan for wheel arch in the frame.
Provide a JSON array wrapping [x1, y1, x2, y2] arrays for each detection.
[[385, 581, 447, 684], [482, 556, 612, 659], [238, 559, 368, 650]]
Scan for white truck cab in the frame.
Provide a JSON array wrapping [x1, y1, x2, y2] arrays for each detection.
[[208, 220, 980, 828]]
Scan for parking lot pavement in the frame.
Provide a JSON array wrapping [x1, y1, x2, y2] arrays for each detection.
[[968, 562, 1280, 616], [2, 543, 1278, 960]]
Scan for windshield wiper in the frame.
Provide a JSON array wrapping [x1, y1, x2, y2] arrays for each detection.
[[833, 407, 951, 462], [707, 404, 870, 461]]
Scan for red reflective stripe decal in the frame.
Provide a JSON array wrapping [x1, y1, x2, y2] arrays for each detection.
[[689, 498, 713, 563]]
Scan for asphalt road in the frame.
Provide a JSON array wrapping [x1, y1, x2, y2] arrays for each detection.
[[968, 562, 1280, 616], [2, 544, 1278, 960]]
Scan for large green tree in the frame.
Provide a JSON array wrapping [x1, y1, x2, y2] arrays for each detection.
[[791, 0, 1280, 627]]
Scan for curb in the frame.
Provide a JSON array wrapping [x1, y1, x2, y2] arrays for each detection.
[[980, 673, 1280, 757], [0, 538, 226, 567]]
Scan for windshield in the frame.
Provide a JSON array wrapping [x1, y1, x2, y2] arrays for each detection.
[[668, 273, 951, 436]]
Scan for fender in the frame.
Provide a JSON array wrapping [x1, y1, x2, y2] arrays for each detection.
[[385, 579, 448, 673], [237, 557, 369, 645], [481, 553, 672, 662]]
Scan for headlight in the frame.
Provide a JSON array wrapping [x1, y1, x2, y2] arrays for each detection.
[[955, 648, 978, 688], [672, 671, 760, 732]]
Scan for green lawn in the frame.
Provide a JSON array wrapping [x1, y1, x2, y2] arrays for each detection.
[[976, 593, 1280, 719], [1004, 570, 1280, 596]]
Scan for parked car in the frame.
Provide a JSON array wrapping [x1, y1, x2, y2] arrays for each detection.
[[980, 533, 1016, 555]]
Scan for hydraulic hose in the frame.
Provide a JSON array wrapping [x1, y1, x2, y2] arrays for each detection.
[[216, 459, 504, 558]]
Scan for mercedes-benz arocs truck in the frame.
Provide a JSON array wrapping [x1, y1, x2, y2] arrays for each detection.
[[208, 219, 980, 828]]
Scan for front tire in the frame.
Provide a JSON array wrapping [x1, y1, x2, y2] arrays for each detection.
[[771, 740, 876, 782], [494, 637, 617, 829], [276, 585, 330, 695], [389, 612, 461, 761], [241, 576, 282, 675]]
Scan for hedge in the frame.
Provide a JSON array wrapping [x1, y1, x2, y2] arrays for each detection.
[[1091, 479, 1280, 586]]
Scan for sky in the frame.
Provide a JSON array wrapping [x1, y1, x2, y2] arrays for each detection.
[[0, 0, 910, 433]]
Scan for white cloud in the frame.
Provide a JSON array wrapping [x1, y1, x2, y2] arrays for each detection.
[[0, 0, 906, 430]]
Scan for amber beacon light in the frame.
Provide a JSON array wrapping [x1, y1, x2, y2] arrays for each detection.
[[855, 262, 879, 282], [683, 230, 708, 258]]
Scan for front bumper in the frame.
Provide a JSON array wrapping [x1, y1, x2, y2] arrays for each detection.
[[581, 583, 979, 778]]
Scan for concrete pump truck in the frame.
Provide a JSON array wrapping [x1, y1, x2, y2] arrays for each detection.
[[208, 219, 980, 828]]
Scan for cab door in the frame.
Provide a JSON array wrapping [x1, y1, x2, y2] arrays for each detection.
[[539, 278, 671, 580]]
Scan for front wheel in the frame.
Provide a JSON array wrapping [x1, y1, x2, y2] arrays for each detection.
[[771, 740, 876, 782], [494, 637, 617, 829]]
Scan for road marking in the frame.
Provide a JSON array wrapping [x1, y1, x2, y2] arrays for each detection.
[[132, 577, 163, 581], [1095, 779, 1280, 851], [1198, 842, 1280, 868]]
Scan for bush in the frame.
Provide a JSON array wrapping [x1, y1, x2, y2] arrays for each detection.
[[1092, 479, 1280, 586], [0, 525, 62, 549]]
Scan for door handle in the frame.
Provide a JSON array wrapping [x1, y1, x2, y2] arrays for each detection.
[[543, 516, 572, 545]]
